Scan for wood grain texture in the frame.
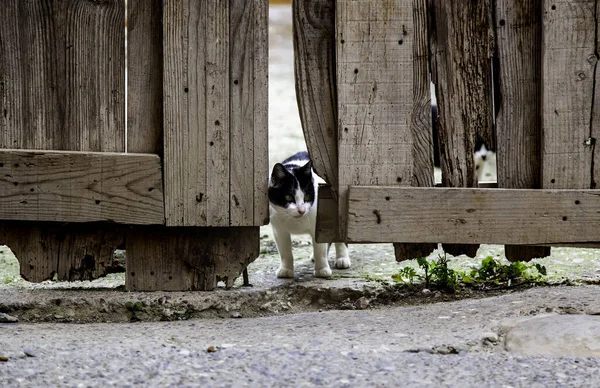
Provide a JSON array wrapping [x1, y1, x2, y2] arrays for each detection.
[[0, 0, 125, 151], [430, 0, 495, 187], [394, 0, 437, 261], [316, 184, 340, 243], [205, 0, 230, 226], [126, 226, 259, 291], [430, 0, 495, 257], [0, 150, 164, 224], [0, 0, 126, 282], [253, 0, 270, 226], [336, 0, 414, 240], [230, 0, 255, 226], [495, 0, 550, 261], [0, 222, 124, 282], [127, 0, 163, 154], [347, 186, 600, 245], [542, 0, 599, 189], [229, 0, 269, 226], [293, 0, 338, 191], [163, 0, 208, 226]]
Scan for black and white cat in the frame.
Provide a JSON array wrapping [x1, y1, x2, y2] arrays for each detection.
[[268, 151, 350, 278]]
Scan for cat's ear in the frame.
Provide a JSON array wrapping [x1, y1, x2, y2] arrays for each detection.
[[297, 160, 313, 177], [270, 163, 289, 185]]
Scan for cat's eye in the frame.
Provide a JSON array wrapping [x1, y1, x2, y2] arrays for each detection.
[[304, 194, 312, 201], [285, 194, 294, 202]]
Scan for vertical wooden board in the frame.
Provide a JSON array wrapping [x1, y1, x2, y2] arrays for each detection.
[[0, 0, 126, 281], [430, 0, 495, 188], [66, 0, 125, 151], [253, 0, 270, 226], [430, 0, 494, 257], [229, 0, 255, 226], [126, 226, 259, 291], [542, 0, 598, 190], [293, 0, 338, 191], [336, 0, 414, 240], [0, 0, 63, 150], [205, 0, 230, 226], [495, 0, 550, 262], [163, 0, 207, 226], [394, 0, 436, 261], [127, 0, 163, 154]]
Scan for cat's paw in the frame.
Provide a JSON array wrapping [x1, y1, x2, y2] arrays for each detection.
[[334, 256, 351, 269], [276, 267, 295, 278], [314, 266, 333, 278]]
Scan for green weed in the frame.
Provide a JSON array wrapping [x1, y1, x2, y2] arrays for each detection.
[[392, 255, 547, 293]]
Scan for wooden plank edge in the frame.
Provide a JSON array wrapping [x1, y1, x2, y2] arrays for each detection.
[[0, 149, 164, 224], [346, 186, 600, 245]]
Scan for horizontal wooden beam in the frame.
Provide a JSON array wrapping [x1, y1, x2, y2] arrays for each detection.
[[0, 149, 164, 224], [346, 186, 600, 245]]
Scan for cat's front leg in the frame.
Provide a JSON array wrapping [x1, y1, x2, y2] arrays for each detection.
[[273, 229, 295, 278], [312, 238, 332, 278], [334, 243, 351, 269]]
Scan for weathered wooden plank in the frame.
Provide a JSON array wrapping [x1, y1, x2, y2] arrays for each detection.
[[163, 0, 207, 226], [347, 186, 600, 245], [430, 0, 495, 257], [229, 0, 268, 226], [0, 150, 164, 224], [0, 0, 125, 151], [316, 185, 340, 243], [0, 222, 124, 282], [126, 226, 259, 291], [394, 0, 437, 261], [542, 0, 599, 189], [229, 0, 255, 226], [67, 0, 126, 151], [337, 0, 414, 240], [293, 0, 338, 191], [253, 0, 270, 226], [127, 0, 163, 154], [205, 0, 230, 226], [495, 0, 550, 262], [0, 0, 126, 282]]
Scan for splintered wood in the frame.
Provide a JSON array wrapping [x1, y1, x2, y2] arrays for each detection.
[[163, 0, 268, 227], [336, 0, 414, 240], [429, 0, 495, 257], [293, 0, 339, 191], [542, 0, 599, 189]]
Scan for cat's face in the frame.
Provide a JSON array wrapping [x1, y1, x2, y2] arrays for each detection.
[[268, 161, 315, 218]]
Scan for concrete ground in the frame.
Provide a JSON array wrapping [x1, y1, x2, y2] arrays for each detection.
[[1, 286, 600, 387]]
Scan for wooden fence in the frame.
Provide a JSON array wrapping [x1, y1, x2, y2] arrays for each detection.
[[0, 0, 268, 290], [294, 0, 600, 261]]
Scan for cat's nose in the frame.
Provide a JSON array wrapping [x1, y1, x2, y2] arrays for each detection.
[[297, 209, 305, 215], [481, 154, 487, 161]]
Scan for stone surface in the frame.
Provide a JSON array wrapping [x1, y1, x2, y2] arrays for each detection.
[[505, 314, 600, 357], [0, 313, 18, 323]]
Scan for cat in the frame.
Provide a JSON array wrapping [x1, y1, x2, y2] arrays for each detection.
[[268, 151, 350, 278], [431, 102, 495, 182]]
